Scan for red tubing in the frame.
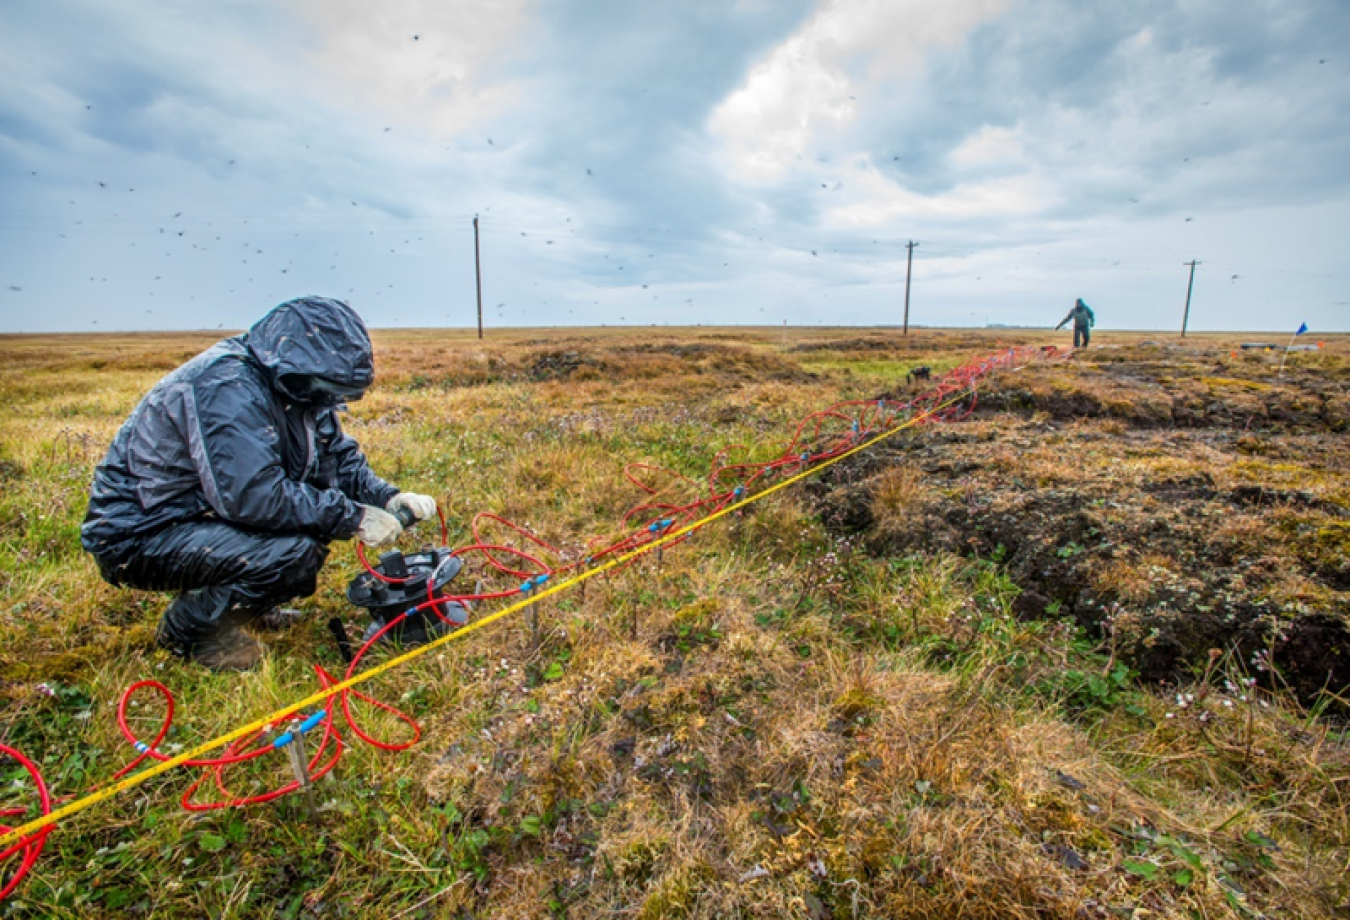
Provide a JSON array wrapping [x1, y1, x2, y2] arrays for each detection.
[[0, 745, 50, 900], [109, 611, 429, 815]]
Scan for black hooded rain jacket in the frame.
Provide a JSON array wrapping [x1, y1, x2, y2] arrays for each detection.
[[81, 297, 397, 560]]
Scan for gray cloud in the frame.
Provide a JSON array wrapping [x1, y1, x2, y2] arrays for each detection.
[[1, 0, 1347, 332], [883, 0, 1350, 215]]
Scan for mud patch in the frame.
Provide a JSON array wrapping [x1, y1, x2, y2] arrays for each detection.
[[530, 350, 608, 380]]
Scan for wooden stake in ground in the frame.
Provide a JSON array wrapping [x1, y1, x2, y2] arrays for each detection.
[[283, 724, 318, 819], [524, 587, 540, 649], [630, 570, 640, 641]]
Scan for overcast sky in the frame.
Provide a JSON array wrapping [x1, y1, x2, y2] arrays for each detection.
[[1, 0, 1347, 333]]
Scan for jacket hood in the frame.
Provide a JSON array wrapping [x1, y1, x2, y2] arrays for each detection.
[[246, 297, 374, 398]]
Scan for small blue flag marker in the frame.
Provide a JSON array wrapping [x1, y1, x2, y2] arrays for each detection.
[[1280, 323, 1311, 376]]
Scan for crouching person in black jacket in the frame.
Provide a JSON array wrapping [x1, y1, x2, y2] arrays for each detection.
[[81, 296, 437, 671]]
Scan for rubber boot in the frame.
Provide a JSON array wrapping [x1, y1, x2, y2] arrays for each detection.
[[190, 621, 266, 672]]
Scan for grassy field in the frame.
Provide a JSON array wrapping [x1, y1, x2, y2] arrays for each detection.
[[0, 326, 1347, 919]]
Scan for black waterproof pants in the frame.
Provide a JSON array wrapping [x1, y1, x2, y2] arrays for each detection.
[[1074, 325, 1091, 348], [93, 522, 328, 652]]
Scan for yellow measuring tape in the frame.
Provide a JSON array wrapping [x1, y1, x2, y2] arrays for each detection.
[[0, 387, 972, 849]]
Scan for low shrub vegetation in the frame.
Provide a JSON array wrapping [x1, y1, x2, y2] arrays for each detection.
[[0, 327, 1346, 918]]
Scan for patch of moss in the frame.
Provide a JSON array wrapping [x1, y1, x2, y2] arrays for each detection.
[[637, 862, 716, 920]]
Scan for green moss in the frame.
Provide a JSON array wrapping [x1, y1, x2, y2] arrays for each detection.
[[637, 862, 715, 920]]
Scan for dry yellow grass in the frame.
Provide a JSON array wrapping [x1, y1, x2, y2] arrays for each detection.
[[0, 328, 1346, 918]]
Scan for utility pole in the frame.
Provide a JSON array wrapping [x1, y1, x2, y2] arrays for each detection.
[[1181, 260, 1200, 338], [903, 240, 918, 335], [473, 216, 484, 340]]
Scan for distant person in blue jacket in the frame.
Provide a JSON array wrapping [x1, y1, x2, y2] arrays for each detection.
[[1056, 299, 1096, 348]]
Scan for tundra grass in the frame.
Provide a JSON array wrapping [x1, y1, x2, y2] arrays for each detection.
[[0, 328, 1346, 918]]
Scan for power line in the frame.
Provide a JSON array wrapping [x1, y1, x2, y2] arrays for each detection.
[[1181, 260, 1201, 337], [903, 240, 918, 335], [473, 216, 484, 340]]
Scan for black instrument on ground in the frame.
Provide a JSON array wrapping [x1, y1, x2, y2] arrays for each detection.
[[345, 548, 467, 647]]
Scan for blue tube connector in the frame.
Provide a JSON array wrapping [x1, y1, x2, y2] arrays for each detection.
[[520, 573, 551, 593], [272, 710, 328, 749], [648, 518, 673, 533]]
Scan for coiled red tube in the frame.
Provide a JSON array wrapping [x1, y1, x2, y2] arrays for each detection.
[[0, 745, 51, 901]]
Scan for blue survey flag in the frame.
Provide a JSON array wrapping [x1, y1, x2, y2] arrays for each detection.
[[1296, 322, 1308, 335]]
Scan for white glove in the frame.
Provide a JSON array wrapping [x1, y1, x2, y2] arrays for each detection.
[[357, 505, 403, 547], [387, 492, 437, 522]]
